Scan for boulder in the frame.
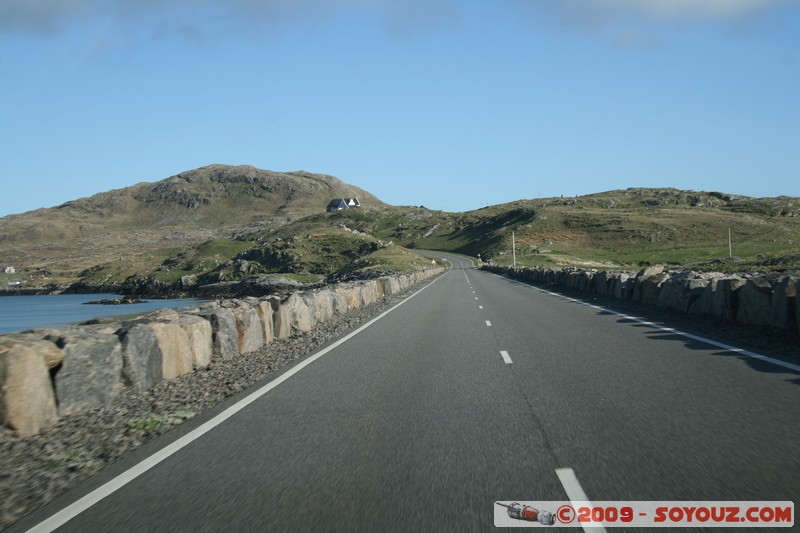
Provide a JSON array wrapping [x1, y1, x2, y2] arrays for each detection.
[[359, 281, 379, 306], [711, 277, 746, 320], [689, 275, 722, 316], [176, 314, 213, 369], [3, 332, 64, 370], [378, 276, 401, 297], [657, 273, 708, 313], [594, 271, 611, 296], [270, 296, 293, 339], [330, 290, 348, 316], [737, 277, 774, 327], [797, 282, 800, 333], [335, 284, 362, 311], [49, 326, 124, 416], [290, 292, 316, 333], [303, 290, 334, 325], [771, 276, 797, 330], [191, 304, 239, 360], [117, 322, 163, 391], [610, 273, 633, 300], [146, 320, 193, 380], [638, 272, 670, 306], [276, 292, 315, 336], [254, 299, 274, 345], [0, 337, 59, 436], [230, 302, 265, 354], [632, 265, 666, 302]]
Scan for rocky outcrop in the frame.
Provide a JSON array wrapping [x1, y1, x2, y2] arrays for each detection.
[[0, 267, 443, 436], [484, 265, 798, 333]]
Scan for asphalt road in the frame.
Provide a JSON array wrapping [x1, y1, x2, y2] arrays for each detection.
[[16, 253, 799, 531]]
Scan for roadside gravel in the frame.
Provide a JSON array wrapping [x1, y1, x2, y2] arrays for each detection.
[[0, 277, 440, 530]]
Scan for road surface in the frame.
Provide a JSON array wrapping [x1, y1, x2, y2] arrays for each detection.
[[15, 253, 799, 531]]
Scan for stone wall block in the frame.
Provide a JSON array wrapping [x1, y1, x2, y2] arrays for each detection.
[[147, 321, 193, 380], [711, 277, 746, 320], [281, 292, 315, 335], [50, 326, 124, 416], [255, 300, 275, 345], [639, 272, 670, 306], [191, 305, 239, 360], [176, 314, 213, 369], [0, 337, 60, 436], [231, 302, 265, 354], [117, 322, 163, 391], [771, 276, 797, 331], [736, 277, 774, 327]]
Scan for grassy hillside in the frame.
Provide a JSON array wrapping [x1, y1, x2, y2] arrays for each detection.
[[270, 189, 800, 273], [2, 179, 799, 294], [419, 189, 800, 272], [0, 165, 386, 288]]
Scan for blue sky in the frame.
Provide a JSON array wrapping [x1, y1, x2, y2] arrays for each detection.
[[1, 0, 798, 217]]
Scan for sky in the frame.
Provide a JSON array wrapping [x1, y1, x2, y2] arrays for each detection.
[[1, 0, 798, 217]]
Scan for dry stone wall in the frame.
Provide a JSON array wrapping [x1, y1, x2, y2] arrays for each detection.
[[484, 265, 798, 334], [0, 268, 443, 437]]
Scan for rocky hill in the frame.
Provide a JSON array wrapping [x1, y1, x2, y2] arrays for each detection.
[[0, 165, 386, 290], [2, 176, 799, 296], [0, 165, 382, 243], [285, 188, 800, 273]]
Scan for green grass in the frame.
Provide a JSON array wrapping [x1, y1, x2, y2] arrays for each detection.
[[80, 239, 255, 285], [7, 185, 800, 291]]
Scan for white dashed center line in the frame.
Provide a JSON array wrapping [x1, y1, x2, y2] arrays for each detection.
[[486, 321, 492, 327], [500, 350, 512, 364]]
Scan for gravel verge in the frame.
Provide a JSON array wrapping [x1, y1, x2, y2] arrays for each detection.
[[0, 276, 441, 530]]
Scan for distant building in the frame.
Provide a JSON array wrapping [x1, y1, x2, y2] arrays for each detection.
[[3, 266, 15, 274], [326, 198, 361, 212]]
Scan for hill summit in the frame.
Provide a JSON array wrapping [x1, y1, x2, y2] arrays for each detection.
[[2, 165, 382, 243], [0, 165, 385, 287]]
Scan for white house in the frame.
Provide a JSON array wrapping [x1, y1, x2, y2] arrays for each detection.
[[326, 198, 362, 213], [3, 266, 15, 274]]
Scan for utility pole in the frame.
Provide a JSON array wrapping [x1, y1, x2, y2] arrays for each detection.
[[512, 231, 516, 268], [728, 228, 732, 259]]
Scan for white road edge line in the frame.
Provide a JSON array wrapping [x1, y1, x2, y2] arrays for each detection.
[[486, 272, 800, 373], [27, 274, 447, 533], [555, 468, 607, 532], [500, 350, 512, 364], [531, 286, 800, 373]]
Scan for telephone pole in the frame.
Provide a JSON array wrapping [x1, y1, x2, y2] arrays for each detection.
[[728, 228, 732, 258], [512, 231, 516, 268]]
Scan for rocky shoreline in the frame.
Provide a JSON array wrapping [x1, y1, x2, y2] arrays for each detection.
[[0, 269, 403, 300], [0, 277, 438, 530]]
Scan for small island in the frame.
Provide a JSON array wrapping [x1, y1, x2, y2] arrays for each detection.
[[84, 296, 147, 305]]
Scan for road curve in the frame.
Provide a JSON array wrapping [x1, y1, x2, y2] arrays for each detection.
[[15, 253, 800, 531]]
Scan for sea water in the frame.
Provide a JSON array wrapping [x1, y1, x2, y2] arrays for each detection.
[[0, 294, 211, 334]]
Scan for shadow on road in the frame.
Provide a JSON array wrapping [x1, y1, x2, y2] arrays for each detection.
[[490, 272, 800, 382]]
